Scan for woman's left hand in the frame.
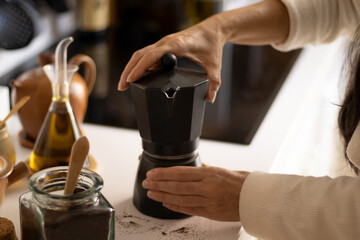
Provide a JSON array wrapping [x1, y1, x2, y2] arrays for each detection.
[[142, 165, 250, 222]]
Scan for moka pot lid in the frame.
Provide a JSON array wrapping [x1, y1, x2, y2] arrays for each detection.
[[130, 53, 208, 156]]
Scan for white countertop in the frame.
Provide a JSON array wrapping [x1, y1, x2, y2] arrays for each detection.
[[2, 117, 243, 240], [0, 37, 346, 239]]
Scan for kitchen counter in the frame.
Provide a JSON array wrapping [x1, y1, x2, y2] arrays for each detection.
[[0, 37, 346, 239], [2, 116, 243, 240]]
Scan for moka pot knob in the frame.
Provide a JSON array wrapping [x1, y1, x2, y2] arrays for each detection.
[[161, 53, 177, 70]]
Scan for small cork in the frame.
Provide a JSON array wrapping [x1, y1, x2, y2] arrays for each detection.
[[0, 217, 17, 240]]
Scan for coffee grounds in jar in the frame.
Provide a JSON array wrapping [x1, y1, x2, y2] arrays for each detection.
[[21, 195, 114, 240], [43, 208, 112, 240]]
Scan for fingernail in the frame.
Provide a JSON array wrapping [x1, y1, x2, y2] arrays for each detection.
[[117, 82, 122, 91], [146, 170, 154, 178], [147, 190, 155, 198], [126, 73, 134, 83], [209, 90, 217, 103], [142, 179, 150, 188]]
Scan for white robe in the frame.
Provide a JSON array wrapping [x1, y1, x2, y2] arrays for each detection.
[[240, 0, 360, 239]]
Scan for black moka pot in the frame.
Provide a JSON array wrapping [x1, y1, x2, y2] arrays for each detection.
[[130, 53, 208, 219]]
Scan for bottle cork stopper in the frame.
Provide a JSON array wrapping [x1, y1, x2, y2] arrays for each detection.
[[0, 217, 17, 240]]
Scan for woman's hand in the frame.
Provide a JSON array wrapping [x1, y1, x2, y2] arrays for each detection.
[[118, 0, 290, 103], [118, 15, 228, 103], [142, 165, 250, 221]]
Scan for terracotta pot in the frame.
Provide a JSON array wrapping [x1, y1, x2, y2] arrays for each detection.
[[0, 156, 30, 206], [0, 155, 13, 205], [11, 52, 96, 148]]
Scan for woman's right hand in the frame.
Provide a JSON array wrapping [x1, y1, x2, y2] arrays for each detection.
[[118, 15, 228, 103], [142, 165, 250, 222]]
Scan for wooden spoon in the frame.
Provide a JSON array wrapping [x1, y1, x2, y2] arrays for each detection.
[[64, 136, 90, 195], [0, 95, 30, 128]]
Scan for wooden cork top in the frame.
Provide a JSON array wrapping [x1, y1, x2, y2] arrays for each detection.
[[0, 217, 17, 240]]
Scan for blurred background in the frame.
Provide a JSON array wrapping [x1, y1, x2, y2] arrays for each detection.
[[0, 0, 301, 145]]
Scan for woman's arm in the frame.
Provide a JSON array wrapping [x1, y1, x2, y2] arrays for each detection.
[[144, 166, 360, 239], [220, 0, 289, 45], [118, 0, 290, 103], [241, 172, 360, 240]]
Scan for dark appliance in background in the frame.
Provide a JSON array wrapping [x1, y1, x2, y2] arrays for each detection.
[[78, 0, 301, 145], [114, 0, 223, 44], [0, 0, 70, 50], [0, 0, 301, 145], [0, 0, 40, 50]]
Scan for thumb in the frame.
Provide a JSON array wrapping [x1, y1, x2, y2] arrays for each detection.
[[205, 68, 221, 103]]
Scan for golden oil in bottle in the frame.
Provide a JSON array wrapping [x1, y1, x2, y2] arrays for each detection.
[[29, 37, 87, 172], [29, 101, 81, 172]]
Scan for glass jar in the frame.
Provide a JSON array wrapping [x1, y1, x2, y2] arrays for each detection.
[[19, 166, 114, 240], [0, 123, 15, 164]]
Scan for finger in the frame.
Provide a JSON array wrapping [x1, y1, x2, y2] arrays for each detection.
[[203, 65, 221, 103], [118, 55, 142, 90], [142, 179, 206, 196], [126, 45, 171, 83], [118, 45, 155, 90], [147, 191, 206, 207], [118, 78, 130, 91], [119, 56, 141, 90], [146, 166, 207, 181]]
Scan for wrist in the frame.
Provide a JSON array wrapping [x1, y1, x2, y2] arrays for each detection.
[[197, 13, 229, 46], [209, 0, 290, 45], [237, 171, 251, 222]]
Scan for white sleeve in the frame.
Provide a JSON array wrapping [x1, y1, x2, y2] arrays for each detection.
[[273, 0, 360, 51], [240, 172, 360, 240]]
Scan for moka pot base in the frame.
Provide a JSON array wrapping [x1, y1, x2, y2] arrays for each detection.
[[133, 151, 201, 219]]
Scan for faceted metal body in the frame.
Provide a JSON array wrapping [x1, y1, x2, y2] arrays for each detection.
[[130, 54, 208, 219], [130, 67, 208, 156]]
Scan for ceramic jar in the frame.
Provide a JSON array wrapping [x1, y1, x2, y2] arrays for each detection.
[[0, 124, 15, 164], [11, 52, 96, 148]]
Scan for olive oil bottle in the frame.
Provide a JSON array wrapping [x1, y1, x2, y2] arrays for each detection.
[[29, 37, 84, 172], [29, 101, 81, 172]]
